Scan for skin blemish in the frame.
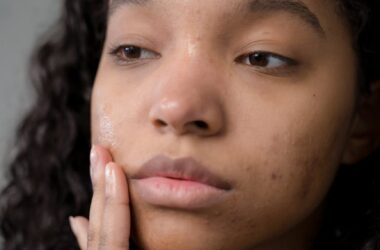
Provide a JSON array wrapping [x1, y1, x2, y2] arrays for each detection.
[[271, 173, 282, 180]]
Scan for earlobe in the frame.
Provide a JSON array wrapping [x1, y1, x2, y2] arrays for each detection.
[[342, 80, 380, 165]]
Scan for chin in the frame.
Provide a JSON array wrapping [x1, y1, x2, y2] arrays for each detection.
[[129, 203, 261, 250]]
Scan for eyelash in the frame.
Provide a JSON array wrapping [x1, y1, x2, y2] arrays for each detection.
[[235, 52, 298, 75], [108, 44, 160, 65], [108, 44, 298, 74]]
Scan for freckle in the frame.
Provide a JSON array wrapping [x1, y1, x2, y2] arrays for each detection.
[[228, 216, 238, 224], [271, 173, 282, 180], [313, 93, 316, 97], [243, 164, 250, 173]]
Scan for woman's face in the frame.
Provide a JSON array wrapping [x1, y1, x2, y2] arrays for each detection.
[[91, 0, 357, 249]]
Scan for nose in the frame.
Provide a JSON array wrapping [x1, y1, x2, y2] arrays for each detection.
[[148, 58, 225, 137]]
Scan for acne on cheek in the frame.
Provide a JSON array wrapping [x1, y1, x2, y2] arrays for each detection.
[[270, 173, 282, 180], [267, 130, 330, 202]]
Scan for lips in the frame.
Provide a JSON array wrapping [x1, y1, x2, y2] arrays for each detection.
[[131, 155, 231, 190], [130, 155, 232, 209]]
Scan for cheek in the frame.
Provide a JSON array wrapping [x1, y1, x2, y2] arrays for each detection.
[[90, 78, 152, 164], [225, 85, 355, 228], [266, 127, 339, 202], [235, 72, 356, 208], [91, 72, 125, 150], [91, 103, 118, 147], [90, 60, 144, 151], [265, 127, 350, 210]]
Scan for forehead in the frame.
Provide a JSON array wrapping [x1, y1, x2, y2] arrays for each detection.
[[107, 0, 351, 46], [109, 0, 339, 37]]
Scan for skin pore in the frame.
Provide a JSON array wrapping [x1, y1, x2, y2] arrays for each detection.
[[89, 0, 358, 249]]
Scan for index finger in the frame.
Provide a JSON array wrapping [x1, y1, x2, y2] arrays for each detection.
[[99, 162, 131, 249]]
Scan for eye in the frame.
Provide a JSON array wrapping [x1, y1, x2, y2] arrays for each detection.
[[236, 51, 297, 72], [109, 45, 159, 64]]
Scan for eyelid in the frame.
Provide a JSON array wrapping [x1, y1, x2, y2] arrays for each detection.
[[107, 44, 160, 65], [236, 51, 297, 65], [235, 51, 299, 75]]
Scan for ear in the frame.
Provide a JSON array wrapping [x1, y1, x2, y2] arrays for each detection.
[[342, 80, 380, 164]]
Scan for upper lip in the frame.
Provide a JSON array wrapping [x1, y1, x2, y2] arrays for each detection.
[[131, 155, 231, 190]]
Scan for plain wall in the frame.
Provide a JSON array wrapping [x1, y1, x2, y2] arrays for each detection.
[[0, 0, 59, 189]]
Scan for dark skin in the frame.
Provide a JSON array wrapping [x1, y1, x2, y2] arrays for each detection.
[[69, 0, 380, 249]]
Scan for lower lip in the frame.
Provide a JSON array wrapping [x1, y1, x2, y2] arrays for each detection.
[[131, 177, 229, 210]]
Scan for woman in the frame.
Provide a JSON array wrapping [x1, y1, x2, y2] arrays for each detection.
[[1, 0, 380, 249]]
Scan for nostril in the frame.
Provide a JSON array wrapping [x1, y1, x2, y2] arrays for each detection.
[[152, 118, 209, 132], [154, 119, 167, 127], [194, 120, 209, 130]]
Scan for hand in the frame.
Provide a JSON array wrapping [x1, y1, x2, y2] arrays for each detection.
[[69, 145, 131, 249]]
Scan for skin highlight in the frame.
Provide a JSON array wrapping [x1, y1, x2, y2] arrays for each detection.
[[95, 104, 118, 147]]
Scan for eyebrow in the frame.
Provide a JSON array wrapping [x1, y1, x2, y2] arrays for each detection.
[[108, 0, 148, 16], [109, 0, 325, 37], [247, 0, 325, 37]]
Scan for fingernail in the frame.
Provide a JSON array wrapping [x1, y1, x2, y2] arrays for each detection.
[[90, 146, 98, 179], [105, 163, 115, 197]]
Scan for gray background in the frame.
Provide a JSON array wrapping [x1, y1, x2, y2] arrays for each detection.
[[0, 0, 59, 189]]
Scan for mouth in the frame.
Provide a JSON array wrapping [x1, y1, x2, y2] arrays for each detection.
[[130, 155, 232, 210]]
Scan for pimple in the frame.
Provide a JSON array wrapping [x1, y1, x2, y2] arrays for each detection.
[[243, 164, 250, 173], [271, 173, 277, 180], [202, 218, 211, 226], [270, 172, 282, 181]]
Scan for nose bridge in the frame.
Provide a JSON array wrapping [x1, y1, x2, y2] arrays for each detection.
[[169, 54, 215, 94], [173, 33, 224, 90], [172, 35, 213, 80], [148, 42, 225, 136]]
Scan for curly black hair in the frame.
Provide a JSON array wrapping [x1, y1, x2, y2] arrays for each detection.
[[0, 0, 107, 249], [0, 0, 379, 249]]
